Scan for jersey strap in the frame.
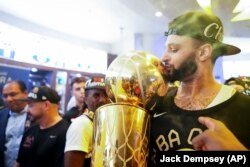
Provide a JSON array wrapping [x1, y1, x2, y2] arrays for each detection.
[[83, 110, 94, 122]]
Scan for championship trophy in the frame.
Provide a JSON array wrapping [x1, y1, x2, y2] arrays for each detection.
[[91, 51, 167, 167]]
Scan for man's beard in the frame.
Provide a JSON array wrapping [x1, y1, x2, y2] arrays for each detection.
[[165, 56, 198, 83], [30, 113, 43, 123], [8, 101, 26, 112]]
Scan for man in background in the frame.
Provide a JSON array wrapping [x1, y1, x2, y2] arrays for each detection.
[[64, 77, 87, 123], [224, 77, 250, 95], [64, 78, 110, 167], [0, 80, 33, 167], [14, 86, 69, 167]]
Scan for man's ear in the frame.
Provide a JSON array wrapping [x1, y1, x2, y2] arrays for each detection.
[[44, 101, 51, 110], [198, 44, 212, 62]]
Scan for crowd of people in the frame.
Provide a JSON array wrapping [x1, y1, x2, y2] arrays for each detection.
[[0, 78, 109, 167], [0, 11, 249, 167]]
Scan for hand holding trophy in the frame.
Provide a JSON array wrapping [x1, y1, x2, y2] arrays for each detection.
[[91, 51, 168, 167]]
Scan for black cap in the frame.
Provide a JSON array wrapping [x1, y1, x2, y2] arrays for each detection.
[[85, 79, 105, 91], [21, 86, 60, 104], [165, 11, 241, 56]]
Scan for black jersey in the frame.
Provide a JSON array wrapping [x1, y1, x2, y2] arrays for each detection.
[[63, 106, 82, 123], [17, 119, 69, 167], [149, 89, 250, 165], [63, 103, 87, 124]]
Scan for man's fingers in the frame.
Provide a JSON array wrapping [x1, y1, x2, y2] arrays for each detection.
[[192, 130, 210, 150], [198, 117, 223, 131], [192, 134, 205, 150]]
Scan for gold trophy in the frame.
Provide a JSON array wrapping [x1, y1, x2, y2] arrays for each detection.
[[91, 51, 167, 167]]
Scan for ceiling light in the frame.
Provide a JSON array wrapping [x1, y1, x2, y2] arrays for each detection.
[[232, 0, 250, 22], [31, 68, 38, 72], [155, 11, 163, 17], [76, 73, 82, 77], [231, 11, 250, 22], [196, 0, 212, 13], [233, 0, 248, 13]]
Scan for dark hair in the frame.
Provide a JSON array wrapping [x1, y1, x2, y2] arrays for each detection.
[[7, 80, 27, 92], [70, 77, 86, 88]]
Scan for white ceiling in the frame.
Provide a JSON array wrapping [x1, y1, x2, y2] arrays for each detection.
[[0, 0, 167, 43], [0, 0, 249, 44], [150, 0, 250, 37]]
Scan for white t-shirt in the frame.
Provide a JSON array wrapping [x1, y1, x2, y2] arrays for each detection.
[[207, 84, 236, 108], [64, 114, 93, 157]]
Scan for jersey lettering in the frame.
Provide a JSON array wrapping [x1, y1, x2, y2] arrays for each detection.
[[155, 128, 203, 150], [187, 128, 202, 145]]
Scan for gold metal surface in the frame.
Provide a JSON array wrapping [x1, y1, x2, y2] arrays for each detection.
[[91, 104, 150, 167], [91, 51, 167, 167], [105, 51, 167, 113]]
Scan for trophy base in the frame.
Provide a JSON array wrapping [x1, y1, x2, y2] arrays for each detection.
[[91, 103, 150, 167]]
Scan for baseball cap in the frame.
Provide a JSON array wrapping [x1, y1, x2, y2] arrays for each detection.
[[21, 86, 61, 104], [85, 78, 105, 91], [165, 11, 241, 56]]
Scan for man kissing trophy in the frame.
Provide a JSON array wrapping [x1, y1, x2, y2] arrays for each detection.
[[91, 51, 168, 167]]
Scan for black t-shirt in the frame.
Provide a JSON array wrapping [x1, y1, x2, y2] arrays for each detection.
[[17, 119, 69, 167], [149, 89, 250, 165], [63, 104, 87, 123], [63, 106, 81, 123]]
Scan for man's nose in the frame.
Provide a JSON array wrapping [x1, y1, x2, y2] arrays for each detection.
[[161, 51, 170, 63], [80, 88, 85, 94]]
